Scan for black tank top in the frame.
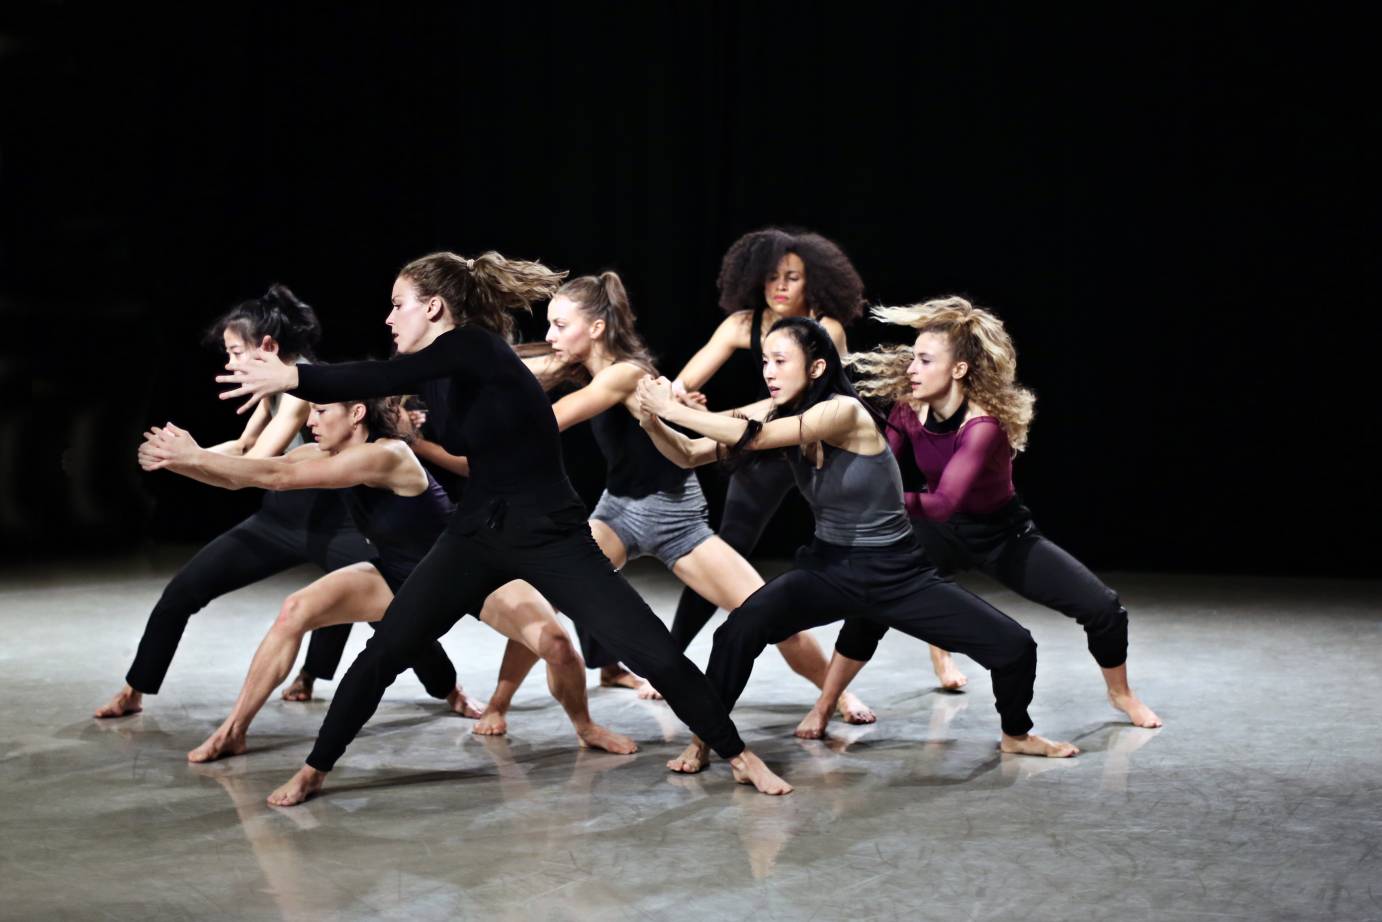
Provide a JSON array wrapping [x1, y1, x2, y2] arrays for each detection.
[[340, 455, 454, 587], [748, 305, 770, 398], [590, 405, 689, 499]]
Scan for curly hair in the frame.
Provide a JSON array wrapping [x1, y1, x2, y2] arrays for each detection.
[[848, 296, 1037, 452], [400, 251, 567, 341], [717, 228, 865, 324]]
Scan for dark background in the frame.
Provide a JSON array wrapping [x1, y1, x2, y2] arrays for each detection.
[[3, 3, 1374, 574]]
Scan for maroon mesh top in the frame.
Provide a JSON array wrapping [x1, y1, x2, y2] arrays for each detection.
[[885, 402, 1016, 520]]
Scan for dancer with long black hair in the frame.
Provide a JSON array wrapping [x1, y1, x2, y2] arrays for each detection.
[[218, 251, 786, 804], [636, 316, 1079, 783], [796, 297, 1161, 736], [663, 229, 911, 711], [501, 271, 869, 721], [93, 286, 434, 718]]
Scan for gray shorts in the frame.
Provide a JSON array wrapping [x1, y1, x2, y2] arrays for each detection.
[[590, 472, 715, 568]]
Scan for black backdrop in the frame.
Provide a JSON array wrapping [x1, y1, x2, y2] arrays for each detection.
[[3, 3, 1374, 575]]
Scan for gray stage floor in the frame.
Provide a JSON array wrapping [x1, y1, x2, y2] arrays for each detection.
[[2, 554, 1379, 921]]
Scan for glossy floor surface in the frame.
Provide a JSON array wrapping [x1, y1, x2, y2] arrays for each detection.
[[2, 554, 1379, 921]]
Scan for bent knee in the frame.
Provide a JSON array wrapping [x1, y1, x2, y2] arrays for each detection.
[[537, 628, 579, 669], [273, 594, 314, 634]]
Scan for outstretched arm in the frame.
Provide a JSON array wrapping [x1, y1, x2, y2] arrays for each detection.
[[672, 312, 750, 395], [143, 424, 417, 494], [547, 364, 643, 431], [638, 414, 721, 469], [637, 376, 859, 451]]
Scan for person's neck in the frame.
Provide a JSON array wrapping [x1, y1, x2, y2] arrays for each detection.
[[927, 386, 967, 423], [416, 320, 456, 351], [329, 428, 371, 456], [584, 344, 614, 377]]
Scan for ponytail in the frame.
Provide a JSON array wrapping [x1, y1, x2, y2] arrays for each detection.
[[556, 270, 658, 373], [401, 250, 567, 341]]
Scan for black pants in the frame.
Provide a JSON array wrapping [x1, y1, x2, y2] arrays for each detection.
[[834, 500, 1129, 670], [125, 492, 369, 694], [668, 455, 796, 649], [305, 488, 745, 771], [706, 536, 1038, 738]]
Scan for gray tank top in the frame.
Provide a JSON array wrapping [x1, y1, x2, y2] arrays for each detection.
[[788, 442, 914, 547], [267, 358, 310, 450]]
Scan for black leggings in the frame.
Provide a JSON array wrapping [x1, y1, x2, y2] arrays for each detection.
[[305, 491, 746, 771], [668, 455, 796, 649], [125, 494, 369, 694], [706, 537, 1038, 738], [834, 501, 1129, 670]]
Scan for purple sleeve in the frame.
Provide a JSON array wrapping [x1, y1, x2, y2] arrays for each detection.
[[886, 404, 929, 519], [913, 418, 1004, 522]]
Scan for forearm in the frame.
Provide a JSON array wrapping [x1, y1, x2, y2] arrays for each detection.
[[411, 438, 470, 477], [640, 415, 713, 468], [206, 440, 247, 456], [183, 449, 295, 492], [656, 401, 750, 446]]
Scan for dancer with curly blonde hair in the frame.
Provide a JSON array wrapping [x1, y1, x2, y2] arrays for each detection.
[[796, 297, 1161, 739]]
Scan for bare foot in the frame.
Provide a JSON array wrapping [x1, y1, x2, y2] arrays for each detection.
[[667, 739, 710, 773], [473, 707, 508, 736], [1109, 690, 1163, 728], [267, 765, 326, 806], [447, 687, 486, 718], [575, 723, 639, 755], [795, 707, 830, 740], [1000, 732, 1080, 758], [635, 680, 664, 700], [187, 725, 247, 763], [281, 669, 314, 702], [93, 685, 143, 719], [600, 665, 644, 690], [931, 649, 968, 691], [729, 750, 793, 795], [835, 691, 876, 725]]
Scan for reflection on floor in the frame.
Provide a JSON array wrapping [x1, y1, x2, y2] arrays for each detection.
[[3, 554, 1380, 920]]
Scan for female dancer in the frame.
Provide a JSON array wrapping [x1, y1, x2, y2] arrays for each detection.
[[796, 297, 1161, 735], [636, 316, 1079, 783], [507, 271, 868, 720], [662, 230, 928, 704], [139, 396, 635, 762], [218, 251, 786, 804], [92, 286, 428, 718]]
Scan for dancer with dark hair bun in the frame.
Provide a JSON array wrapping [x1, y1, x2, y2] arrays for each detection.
[[219, 251, 788, 804], [797, 297, 1161, 737], [501, 271, 869, 723], [636, 316, 1079, 781], [139, 396, 633, 763], [664, 229, 881, 721], [93, 285, 414, 719]]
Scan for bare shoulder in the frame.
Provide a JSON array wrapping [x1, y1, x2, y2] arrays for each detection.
[[715, 310, 755, 347], [372, 438, 428, 494], [598, 362, 649, 392]]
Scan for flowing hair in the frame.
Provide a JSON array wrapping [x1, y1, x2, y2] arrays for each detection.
[[849, 296, 1036, 451], [399, 250, 568, 341], [717, 227, 866, 323]]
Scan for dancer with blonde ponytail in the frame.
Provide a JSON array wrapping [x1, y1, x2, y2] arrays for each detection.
[[796, 297, 1161, 739], [511, 271, 870, 723], [219, 252, 787, 803]]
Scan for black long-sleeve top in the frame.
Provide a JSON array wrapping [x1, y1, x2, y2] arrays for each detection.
[[295, 327, 570, 504]]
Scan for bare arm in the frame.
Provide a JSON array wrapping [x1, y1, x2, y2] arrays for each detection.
[[638, 414, 721, 469], [638, 377, 863, 451], [672, 312, 752, 392], [410, 437, 470, 478], [205, 401, 271, 455], [548, 364, 643, 431], [145, 425, 422, 494]]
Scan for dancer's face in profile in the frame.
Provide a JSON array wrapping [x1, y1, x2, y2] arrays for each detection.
[[388, 276, 438, 355], [307, 402, 357, 453], [764, 253, 807, 317], [762, 329, 822, 406], [907, 331, 966, 401], [544, 295, 601, 365], [222, 329, 277, 369]]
